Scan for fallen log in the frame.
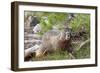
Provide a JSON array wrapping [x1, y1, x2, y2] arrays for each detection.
[[24, 39, 42, 44], [24, 44, 40, 59]]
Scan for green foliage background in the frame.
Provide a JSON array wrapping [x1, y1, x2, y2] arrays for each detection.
[[25, 11, 90, 60], [25, 11, 90, 34]]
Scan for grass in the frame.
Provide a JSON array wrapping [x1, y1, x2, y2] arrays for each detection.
[[32, 42, 90, 61], [32, 50, 71, 61], [73, 42, 90, 59], [45, 51, 70, 60]]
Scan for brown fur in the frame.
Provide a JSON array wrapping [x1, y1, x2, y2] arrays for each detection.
[[35, 30, 72, 57]]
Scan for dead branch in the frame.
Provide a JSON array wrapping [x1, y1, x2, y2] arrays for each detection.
[[76, 39, 90, 51]]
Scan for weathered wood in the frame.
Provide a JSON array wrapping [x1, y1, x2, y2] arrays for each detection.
[[76, 39, 90, 51], [24, 39, 42, 43], [69, 53, 75, 59], [79, 39, 90, 48], [24, 44, 40, 58]]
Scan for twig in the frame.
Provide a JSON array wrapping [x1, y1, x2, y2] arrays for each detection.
[[76, 39, 90, 51]]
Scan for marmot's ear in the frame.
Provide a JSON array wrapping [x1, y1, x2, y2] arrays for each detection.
[[59, 31, 65, 40], [57, 32, 61, 40]]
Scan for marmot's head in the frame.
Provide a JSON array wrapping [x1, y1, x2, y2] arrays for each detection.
[[65, 31, 71, 40], [59, 31, 71, 41]]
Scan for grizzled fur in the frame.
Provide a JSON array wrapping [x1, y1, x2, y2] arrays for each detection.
[[35, 29, 73, 57]]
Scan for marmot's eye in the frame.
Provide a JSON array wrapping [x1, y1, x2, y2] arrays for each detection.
[[68, 34, 70, 38]]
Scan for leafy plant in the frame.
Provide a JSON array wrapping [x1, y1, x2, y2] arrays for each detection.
[[25, 11, 90, 61], [70, 14, 90, 32]]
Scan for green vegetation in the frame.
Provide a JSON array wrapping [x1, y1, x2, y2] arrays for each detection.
[[74, 42, 90, 59], [32, 50, 71, 61], [25, 11, 90, 60]]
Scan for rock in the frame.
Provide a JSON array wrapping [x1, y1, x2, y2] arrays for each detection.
[[33, 24, 41, 33]]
